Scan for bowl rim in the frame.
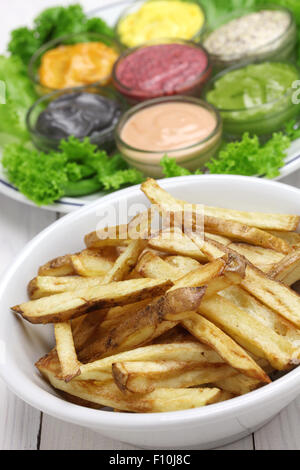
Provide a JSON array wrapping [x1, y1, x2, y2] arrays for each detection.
[[1, 174, 300, 430]]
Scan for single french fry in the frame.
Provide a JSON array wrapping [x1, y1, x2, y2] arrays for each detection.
[[149, 228, 207, 262], [12, 278, 172, 324], [85, 210, 153, 249], [268, 249, 300, 286], [228, 243, 285, 273], [28, 276, 105, 300], [214, 374, 263, 396], [199, 294, 294, 370], [136, 252, 186, 281], [267, 231, 300, 249], [78, 287, 206, 363], [54, 322, 81, 382], [112, 360, 236, 394], [103, 239, 147, 284], [77, 342, 224, 381], [164, 256, 201, 272], [181, 313, 270, 383], [38, 255, 75, 277], [70, 249, 116, 277], [141, 178, 300, 231]]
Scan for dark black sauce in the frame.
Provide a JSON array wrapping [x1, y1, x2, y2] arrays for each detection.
[[36, 92, 122, 140]]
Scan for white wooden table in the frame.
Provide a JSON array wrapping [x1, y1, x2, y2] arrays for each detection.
[[1, 0, 300, 451]]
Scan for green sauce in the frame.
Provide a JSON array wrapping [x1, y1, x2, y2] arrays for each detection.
[[206, 63, 300, 137]]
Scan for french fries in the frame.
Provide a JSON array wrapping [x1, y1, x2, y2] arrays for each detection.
[[37, 350, 221, 412], [13, 179, 300, 414], [28, 276, 104, 299], [181, 313, 270, 383], [54, 322, 81, 382], [13, 278, 172, 324], [78, 287, 207, 363], [268, 249, 300, 286], [112, 360, 235, 394], [141, 178, 300, 231]]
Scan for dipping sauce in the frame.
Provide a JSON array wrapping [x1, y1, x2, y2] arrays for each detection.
[[206, 62, 300, 137], [116, 97, 222, 177], [117, 0, 205, 47], [113, 42, 211, 102], [36, 92, 122, 141], [39, 42, 119, 90], [204, 9, 295, 68]]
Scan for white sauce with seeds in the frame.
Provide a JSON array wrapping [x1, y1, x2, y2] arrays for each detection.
[[204, 10, 290, 61]]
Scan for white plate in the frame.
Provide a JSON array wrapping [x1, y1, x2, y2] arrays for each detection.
[[1, 0, 300, 213], [0, 175, 300, 449]]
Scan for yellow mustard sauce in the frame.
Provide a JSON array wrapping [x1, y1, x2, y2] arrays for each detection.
[[39, 42, 119, 90], [117, 0, 205, 47]]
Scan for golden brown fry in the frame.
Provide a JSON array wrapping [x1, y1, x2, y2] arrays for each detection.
[[214, 374, 263, 396], [149, 228, 207, 262], [194, 237, 300, 331], [78, 342, 224, 381], [37, 350, 221, 413], [268, 249, 300, 286], [85, 210, 153, 249], [141, 178, 299, 231], [220, 285, 300, 355], [267, 231, 300, 249], [54, 322, 81, 382], [70, 249, 116, 277], [12, 278, 172, 324], [181, 313, 270, 383], [228, 243, 284, 273], [103, 239, 147, 284], [38, 255, 75, 277], [241, 265, 300, 329], [78, 287, 206, 363], [136, 252, 185, 281], [164, 256, 200, 272], [28, 276, 104, 300], [112, 360, 236, 394], [199, 294, 294, 370]]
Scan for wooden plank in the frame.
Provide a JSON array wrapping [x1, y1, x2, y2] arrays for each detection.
[[40, 415, 139, 450], [254, 396, 300, 450], [216, 435, 254, 450]]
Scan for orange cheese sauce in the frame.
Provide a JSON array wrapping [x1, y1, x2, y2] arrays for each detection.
[[39, 42, 118, 90]]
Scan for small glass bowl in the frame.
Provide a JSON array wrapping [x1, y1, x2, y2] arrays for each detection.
[[204, 5, 297, 72], [26, 85, 127, 153], [115, 0, 207, 48], [28, 32, 122, 96], [112, 38, 212, 104], [115, 96, 222, 178], [204, 62, 300, 140]]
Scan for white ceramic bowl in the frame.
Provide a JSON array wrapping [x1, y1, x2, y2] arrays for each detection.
[[0, 175, 300, 450]]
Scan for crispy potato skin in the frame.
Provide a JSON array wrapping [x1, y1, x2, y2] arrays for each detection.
[[12, 279, 173, 324], [78, 287, 207, 363]]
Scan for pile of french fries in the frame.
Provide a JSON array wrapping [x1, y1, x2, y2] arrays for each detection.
[[12, 179, 300, 413]]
